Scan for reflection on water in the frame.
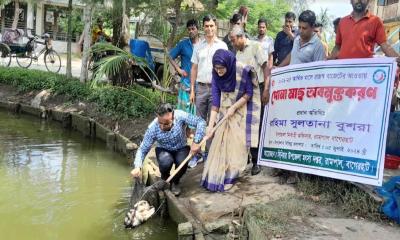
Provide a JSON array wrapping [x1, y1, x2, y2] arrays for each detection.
[[0, 110, 176, 240]]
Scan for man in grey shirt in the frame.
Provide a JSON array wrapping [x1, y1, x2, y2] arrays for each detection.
[[279, 10, 325, 67], [276, 10, 325, 184]]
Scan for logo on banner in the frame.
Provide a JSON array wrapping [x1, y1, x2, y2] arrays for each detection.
[[372, 69, 386, 84]]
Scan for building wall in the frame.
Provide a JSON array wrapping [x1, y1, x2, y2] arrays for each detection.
[[372, 0, 399, 52], [52, 40, 79, 54], [375, 3, 399, 22]]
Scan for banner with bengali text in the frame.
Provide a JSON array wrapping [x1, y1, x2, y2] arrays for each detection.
[[258, 58, 397, 186]]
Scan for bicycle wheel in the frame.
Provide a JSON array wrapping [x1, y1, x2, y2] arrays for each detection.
[[0, 44, 11, 67], [44, 49, 61, 73], [16, 52, 33, 68]]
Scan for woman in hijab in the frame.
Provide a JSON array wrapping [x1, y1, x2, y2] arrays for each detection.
[[201, 49, 259, 192]]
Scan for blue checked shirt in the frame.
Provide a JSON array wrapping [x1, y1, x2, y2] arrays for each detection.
[[134, 110, 206, 168]]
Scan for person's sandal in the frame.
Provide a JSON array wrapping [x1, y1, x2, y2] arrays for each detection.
[[171, 183, 181, 196], [251, 164, 261, 175]]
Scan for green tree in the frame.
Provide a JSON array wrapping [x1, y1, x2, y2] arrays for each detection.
[[80, 2, 94, 83], [287, 0, 315, 17], [79, 0, 106, 83], [316, 7, 335, 49], [216, 0, 290, 38]]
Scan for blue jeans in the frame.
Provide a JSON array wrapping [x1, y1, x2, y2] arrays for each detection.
[[155, 146, 190, 184]]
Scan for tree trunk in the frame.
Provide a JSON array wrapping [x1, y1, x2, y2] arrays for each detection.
[[112, 0, 124, 48], [167, 0, 182, 49], [12, 0, 20, 29], [66, 0, 73, 78], [121, 0, 130, 48], [110, 0, 130, 86], [80, 4, 93, 83]]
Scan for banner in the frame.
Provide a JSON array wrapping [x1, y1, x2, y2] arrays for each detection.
[[258, 58, 397, 186]]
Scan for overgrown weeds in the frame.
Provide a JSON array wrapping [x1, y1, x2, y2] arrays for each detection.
[[297, 175, 384, 221], [0, 67, 176, 119]]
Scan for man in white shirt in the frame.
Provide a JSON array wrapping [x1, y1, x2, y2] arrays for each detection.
[[257, 18, 274, 72], [189, 14, 228, 166]]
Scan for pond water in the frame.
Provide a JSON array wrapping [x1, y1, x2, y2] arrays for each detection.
[[0, 110, 176, 240]]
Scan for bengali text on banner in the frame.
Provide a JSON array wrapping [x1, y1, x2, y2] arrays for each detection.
[[258, 58, 397, 186]]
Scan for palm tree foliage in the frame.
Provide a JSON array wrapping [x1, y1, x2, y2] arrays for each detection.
[[90, 42, 176, 103]]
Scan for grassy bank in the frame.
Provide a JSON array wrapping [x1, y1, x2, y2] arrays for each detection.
[[0, 67, 175, 119], [296, 175, 385, 222], [245, 177, 388, 238]]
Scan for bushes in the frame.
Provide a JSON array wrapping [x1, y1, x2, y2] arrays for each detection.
[[0, 67, 175, 119]]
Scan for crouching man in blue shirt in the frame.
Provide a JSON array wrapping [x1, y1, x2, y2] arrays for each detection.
[[130, 103, 206, 196]]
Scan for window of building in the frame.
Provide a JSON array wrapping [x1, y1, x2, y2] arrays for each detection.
[[378, 0, 386, 5], [387, 0, 399, 5], [379, 0, 399, 5]]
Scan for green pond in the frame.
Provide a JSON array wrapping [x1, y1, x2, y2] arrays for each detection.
[[0, 110, 177, 240]]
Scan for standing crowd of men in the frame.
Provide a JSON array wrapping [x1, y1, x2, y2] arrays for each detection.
[[131, 0, 400, 195]]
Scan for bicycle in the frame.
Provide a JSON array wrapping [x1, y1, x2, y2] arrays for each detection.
[[0, 31, 61, 73]]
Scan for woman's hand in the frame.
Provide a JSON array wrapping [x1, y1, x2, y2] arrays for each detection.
[[226, 106, 236, 118], [206, 126, 214, 139]]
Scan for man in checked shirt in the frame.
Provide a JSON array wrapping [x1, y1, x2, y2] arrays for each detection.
[[130, 103, 206, 196]]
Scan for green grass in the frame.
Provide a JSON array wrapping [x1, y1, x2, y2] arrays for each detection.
[[245, 196, 314, 237], [0, 67, 176, 119], [297, 175, 383, 221]]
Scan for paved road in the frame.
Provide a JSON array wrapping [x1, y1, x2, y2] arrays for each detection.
[[8, 54, 83, 78]]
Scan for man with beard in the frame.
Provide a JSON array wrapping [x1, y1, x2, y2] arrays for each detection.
[[169, 19, 200, 114], [131, 103, 206, 196], [330, 0, 399, 64]]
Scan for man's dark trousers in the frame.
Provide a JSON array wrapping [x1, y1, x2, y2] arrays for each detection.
[[155, 146, 190, 184]]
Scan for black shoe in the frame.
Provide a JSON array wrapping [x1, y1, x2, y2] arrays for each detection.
[[251, 164, 261, 175], [171, 183, 181, 196]]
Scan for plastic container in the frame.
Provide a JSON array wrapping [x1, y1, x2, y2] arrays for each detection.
[[129, 39, 149, 58], [129, 39, 155, 71], [385, 154, 400, 169]]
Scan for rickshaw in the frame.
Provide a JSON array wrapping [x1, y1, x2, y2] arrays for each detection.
[[0, 29, 61, 73]]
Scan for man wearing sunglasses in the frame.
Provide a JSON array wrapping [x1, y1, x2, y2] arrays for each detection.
[[131, 103, 206, 196]]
